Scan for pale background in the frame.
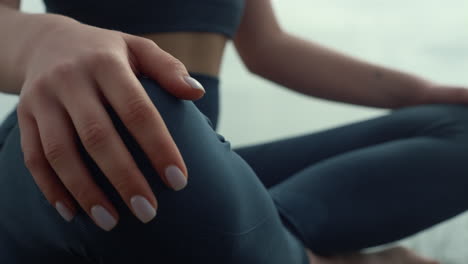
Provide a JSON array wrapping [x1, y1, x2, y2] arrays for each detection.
[[1, 0, 468, 262]]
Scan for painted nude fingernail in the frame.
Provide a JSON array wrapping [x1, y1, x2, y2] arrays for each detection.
[[165, 165, 187, 191], [130, 195, 157, 223], [184, 76, 205, 92], [91, 205, 117, 231], [55, 201, 74, 222]]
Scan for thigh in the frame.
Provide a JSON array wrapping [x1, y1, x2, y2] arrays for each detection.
[[0, 77, 307, 264], [234, 104, 468, 188], [243, 104, 468, 255]]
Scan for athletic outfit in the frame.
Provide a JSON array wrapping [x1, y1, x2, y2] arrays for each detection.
[[44, 0, 245, 37], [2, 0, 468, 263]]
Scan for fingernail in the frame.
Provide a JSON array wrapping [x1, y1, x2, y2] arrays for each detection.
[[184, 76, 205, 92], [91, 205, 117, 231], [165, 165, 187, 191], [55, 201, 74, 222], [130, 195, 157, 223]]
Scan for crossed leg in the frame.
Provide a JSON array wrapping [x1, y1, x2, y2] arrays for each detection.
[[2, 76, 467, 263], [235, 103, 468, 262]]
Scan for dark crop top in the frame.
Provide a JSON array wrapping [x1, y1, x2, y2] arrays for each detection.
[[43, 0, 245, 38]]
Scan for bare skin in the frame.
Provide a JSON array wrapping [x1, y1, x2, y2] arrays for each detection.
[[138, 30, 444, 264], [306, 247, 440, 264], [140, 32, 227, 77], [139, 33, 443, 264], [0, 0, 464, 262]]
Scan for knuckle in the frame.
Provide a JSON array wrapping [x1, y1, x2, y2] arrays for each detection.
[[163, 56, 185, 72], [87, 50, 121, 67], [49, 61, 78, 79], [43, 140, 67, 166], [140, 37, 158, 48], [122, 97, 154, 127], [79, 121, 108, 151], [16, 100, 30, 116], [27, 75, 50, 93]]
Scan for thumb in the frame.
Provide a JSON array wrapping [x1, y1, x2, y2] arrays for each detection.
[[123, 34, 206, 101]]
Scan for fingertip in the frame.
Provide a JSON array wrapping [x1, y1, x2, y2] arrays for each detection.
[[167, 83, 206, 101], [167, 75, 206, 100], [191, 92, 206, 101], [91, 204, 118, 231], [55, 201, 75, 222], [183, 76, 205, 93], [164, 165, 188, 191], [130, 195, 157, 223], [187, 88, 206, 101]]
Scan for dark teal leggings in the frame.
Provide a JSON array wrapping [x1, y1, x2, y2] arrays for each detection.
[[1, 73, 468, 263]]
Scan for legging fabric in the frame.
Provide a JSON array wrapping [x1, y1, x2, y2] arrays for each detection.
[[1, 72, 468, 263]]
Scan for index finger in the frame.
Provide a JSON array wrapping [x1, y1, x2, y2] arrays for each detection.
[[95, 59, 188, 191]]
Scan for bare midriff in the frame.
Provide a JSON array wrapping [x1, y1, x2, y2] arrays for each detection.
[[139, 32, 228, 77]]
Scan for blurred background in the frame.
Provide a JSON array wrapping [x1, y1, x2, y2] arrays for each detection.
[[1, 0, 467, 262]]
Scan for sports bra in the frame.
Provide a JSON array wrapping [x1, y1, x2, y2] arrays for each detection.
[[43, 0, 246, 38]]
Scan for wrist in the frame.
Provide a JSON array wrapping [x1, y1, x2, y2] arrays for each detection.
[[0, 13, 79, 94], [15, 13, 79, 75]]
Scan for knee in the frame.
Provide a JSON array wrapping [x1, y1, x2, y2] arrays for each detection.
[[78, 76, 209, 203], [409, 103, 468, 121], [396, 103, 468, 137], [80, 77, 279, 236]]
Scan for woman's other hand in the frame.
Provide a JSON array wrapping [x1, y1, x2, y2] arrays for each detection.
[[419, 82, 468, 105], [16, 14, 205, 231]]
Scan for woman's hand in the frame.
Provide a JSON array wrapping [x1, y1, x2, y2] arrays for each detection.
[[419, 82, 468, 105], [16, 15, 205, 230]]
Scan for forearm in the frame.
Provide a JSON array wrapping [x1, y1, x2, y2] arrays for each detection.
[[0, 2, 26, 94], [0, 4, 66, 95], [251, 32, 431, 109]]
